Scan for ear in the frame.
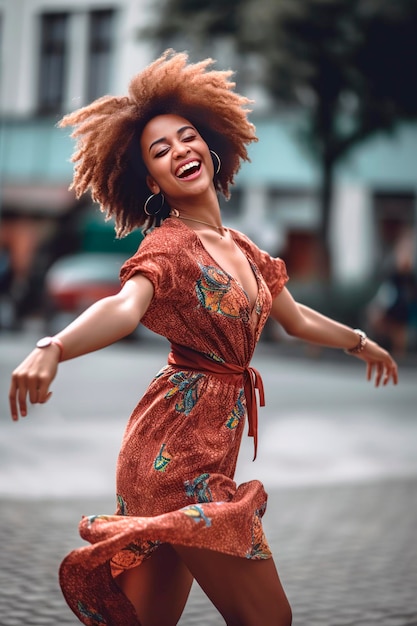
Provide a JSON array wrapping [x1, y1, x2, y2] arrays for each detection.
[[146, 175, 160, 195]]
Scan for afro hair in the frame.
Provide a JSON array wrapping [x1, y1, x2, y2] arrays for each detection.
[[59, 49, 258, 236]]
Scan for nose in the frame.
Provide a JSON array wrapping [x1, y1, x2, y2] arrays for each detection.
[[172, 140, 190, 159]]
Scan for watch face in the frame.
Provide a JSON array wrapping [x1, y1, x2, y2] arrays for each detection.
[[36, 337, 53, 348]]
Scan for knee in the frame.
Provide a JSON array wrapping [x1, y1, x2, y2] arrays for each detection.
[[227, 598, 292, 626]]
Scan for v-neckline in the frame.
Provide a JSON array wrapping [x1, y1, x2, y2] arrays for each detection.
[[171, 218, 260, 315]]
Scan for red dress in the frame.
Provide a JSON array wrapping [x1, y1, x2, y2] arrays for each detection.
[[59, 218, 288, 625]]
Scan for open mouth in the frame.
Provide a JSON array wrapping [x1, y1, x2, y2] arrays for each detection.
[[176, 160, 201, 179]]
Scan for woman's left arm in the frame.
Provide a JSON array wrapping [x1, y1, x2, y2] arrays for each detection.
[[270, 287, 398, 387]]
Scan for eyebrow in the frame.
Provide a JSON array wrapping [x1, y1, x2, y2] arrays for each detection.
[[148, 125, 196, 152]]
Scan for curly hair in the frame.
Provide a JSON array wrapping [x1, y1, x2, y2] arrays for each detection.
[[58, 49, 258, 237]]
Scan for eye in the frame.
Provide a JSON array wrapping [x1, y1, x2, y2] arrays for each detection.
[[154, 147, 170, 158], [182, 134, 196, 142]]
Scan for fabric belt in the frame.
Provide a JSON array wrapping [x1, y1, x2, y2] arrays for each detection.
[[167, 343, 265, 460]]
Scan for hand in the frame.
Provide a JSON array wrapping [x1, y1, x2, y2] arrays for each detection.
[[9, 347, 60, 421], [352, 339, 398, 387]]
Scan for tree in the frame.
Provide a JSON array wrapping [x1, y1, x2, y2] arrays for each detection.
[[149, 0, 417, 276]]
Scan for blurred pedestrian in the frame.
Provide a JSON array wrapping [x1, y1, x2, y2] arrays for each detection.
[[367, 231, 417, 356], [9, 50, 398, 626]]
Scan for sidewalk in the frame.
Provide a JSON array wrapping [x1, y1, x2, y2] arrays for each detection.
[[1, 478, 416, 625], [2, 329, 416, 624]]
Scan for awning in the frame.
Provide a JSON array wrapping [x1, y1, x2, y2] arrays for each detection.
[[1, 183, 76, 216]]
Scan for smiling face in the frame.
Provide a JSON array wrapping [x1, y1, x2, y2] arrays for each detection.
[[140, 114, 215, 208]]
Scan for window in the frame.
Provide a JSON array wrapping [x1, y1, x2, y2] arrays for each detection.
[[38, 13, 68, 114], [86, 10, 115, 102]]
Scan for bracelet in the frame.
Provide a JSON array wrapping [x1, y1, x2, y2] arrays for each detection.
[[36, 336, 64, 361], [344, 329, 367, 355]]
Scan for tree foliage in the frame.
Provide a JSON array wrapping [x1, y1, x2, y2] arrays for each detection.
[[150, 0, 417, 271], [244, 0, 417, 158], [150, 0, 245, 39]]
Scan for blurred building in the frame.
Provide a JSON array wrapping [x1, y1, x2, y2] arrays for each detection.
[[0, 0, 416, 337], [0, 0, 153, 326]]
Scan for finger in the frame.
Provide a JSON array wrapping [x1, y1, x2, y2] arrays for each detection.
[[38, 385, 53, 404], [374, 363, 384, 388], [32, 372, 53, 404], [388, 364, 398, 386], [382, 361, 395, 386], [41, 391, 53, 404], [383, 367, 391, 386], [16, 378, 29, 418], [366, 361, 373, 382], [389, 359, 399, 385], [28, 377, 41, 404], [9, 378, 20, 421]]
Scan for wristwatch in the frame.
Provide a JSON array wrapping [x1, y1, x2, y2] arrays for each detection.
[[36, 336, 64, 361]]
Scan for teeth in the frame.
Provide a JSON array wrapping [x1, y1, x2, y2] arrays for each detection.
[[177, 161, 200, 177]]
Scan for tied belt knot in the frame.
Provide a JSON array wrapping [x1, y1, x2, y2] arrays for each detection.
[[167, 343, 265, 460]]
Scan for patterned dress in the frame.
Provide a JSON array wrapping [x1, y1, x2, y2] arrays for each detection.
[[59, 218, 288, 625]]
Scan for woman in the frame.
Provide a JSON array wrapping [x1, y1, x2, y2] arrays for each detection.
[[9, 50, 397, 626]]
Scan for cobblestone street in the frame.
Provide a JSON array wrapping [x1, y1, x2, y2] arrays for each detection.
[[1, 478, 417, 625], [2, 332, 416, 625]]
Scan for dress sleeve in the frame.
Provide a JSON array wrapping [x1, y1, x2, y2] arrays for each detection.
[[119, 229, 175, 295], [232, 230, 289, 299]]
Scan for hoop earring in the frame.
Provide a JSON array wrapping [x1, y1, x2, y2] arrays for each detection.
[[210, 150, 221, 175], [144, 192, 165, 216]]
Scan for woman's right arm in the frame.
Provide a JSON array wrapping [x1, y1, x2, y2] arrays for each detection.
[[9, 273, 154, 421]]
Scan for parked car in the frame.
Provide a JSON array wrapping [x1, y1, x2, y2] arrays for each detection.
[[41, 206, 145, 335], [43, 252, 128, 332]]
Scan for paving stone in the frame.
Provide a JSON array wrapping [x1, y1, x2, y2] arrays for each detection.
[[1, 479, 417, 625]]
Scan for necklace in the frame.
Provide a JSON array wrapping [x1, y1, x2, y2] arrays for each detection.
[[169, 210, 227, 239]]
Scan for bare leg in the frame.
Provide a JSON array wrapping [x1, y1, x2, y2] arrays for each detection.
[[116, 543, 194, 626], [174, 545, 292, 626]]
